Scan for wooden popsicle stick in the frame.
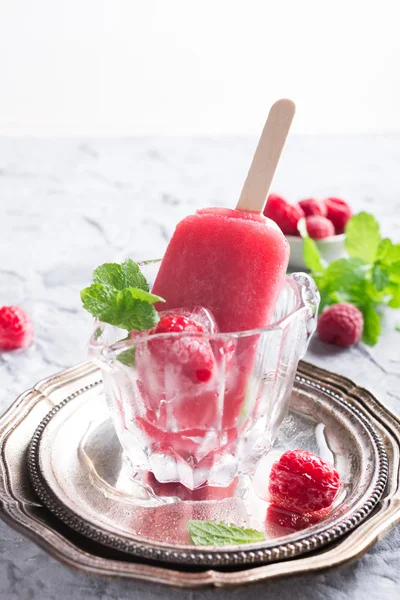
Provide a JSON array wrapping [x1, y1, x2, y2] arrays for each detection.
[[236, 99, 296, 214]]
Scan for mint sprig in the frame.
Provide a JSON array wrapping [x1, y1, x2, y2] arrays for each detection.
[[93, 260, 150, 292], [188, 520, 265, 546], [344, 212, 381, 263], [302, 212, 400, 345], [115, 346, 136, 366], [81, 259, 164, 332]]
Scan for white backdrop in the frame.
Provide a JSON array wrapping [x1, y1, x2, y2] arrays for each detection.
[[1, 0, 400, 135]]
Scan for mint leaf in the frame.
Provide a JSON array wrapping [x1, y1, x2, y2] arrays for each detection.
[[388, 283, 400, 308], [396, 322, 400, 332], [322, 258, 366, 294], [345, 212, 381, 263], [298, 218, 326, 274], [81, 260, 165, 332], [116, 346, 136, 366], [363, 280, 388, 304], [81, 286, 162, 330], [124, 287, 162, 305], [121, 259, 150, 291], [303, 236, 325, 273], [372, 264, 390, 291], [114, 288, 162, 331], [389, 271, 400, 284], [303, 211, 399, 347], [360, 303, 381, 346], [188, 520, 265, 546], [376, 238, 393, 263], [374, 240, 400, 291], [81, 284, 119, 323], [93, 326, 103, 340], [93, 259, 149, 292], [376, 238, 400, 267]]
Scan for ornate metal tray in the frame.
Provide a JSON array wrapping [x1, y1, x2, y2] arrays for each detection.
[[0, 360, 399, 587]]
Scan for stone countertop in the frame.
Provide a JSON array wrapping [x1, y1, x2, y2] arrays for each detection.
[[0, 135, 399, 599]]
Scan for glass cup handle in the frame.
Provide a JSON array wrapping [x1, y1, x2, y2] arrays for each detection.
[[290, 272, 321, 341]]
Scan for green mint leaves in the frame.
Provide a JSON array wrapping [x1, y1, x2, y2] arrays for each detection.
[[81, 259, 164, 332], [188, 520, 265, 546], [303, 236, 326, 274], [302, 212, 400, 346], [93, 260, 150, 292], [344, 212, 381, 263], [115, 346, 136, 366]]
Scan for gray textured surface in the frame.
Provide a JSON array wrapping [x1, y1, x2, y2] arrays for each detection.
[[0, 136, 399, 599]]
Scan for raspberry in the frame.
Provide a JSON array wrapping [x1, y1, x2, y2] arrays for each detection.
[[324, 197, 352, 234], [305, 215, 335, 240], [264, 194, 304, 236], [170, 336, 215, 382], [268, 450, 341, 514], [151, 315, 215, 383], [318, 303, 363, 347], [298, 198, 327, 217], [154, 315, 203, 334], [0, 306, 34, 351]]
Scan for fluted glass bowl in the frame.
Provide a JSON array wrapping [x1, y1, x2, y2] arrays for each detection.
[[89, 259, 319, 493]]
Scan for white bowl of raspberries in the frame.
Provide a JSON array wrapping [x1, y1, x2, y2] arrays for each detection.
[[264, 195, 351, 271]]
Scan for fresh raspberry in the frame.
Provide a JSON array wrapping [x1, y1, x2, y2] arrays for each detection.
[[0, 306, 34, 351], [298, 198, 327, 217], [151, 315, 215, 383], [268, 450, 341, 514], [305, 215, 335, 240], [324, 197, 352, 234], [264, 194, 304, 236], [154, 315, 203, 334], [318, 303, 363, 347], [170, 336, 215, 382]]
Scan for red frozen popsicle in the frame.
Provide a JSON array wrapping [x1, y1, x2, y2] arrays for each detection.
[[152, 207, 289, 332], [136, 100, 296, 485], [152, 99, 295, 331]]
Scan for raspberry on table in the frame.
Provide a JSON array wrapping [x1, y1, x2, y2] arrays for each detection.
[[318, 303, 363, 347], [268, 449, 341, 514], [264, 194, 304, 236], [305, 215, 335, 240], [298, 198, 327, 218], [324, 197, 352, 234], [0, 306, 34, 351]]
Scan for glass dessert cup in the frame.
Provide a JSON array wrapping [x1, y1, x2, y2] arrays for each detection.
[[89, 260, 319, 500]]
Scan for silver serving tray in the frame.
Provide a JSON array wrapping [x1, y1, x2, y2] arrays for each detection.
[[0, 360, 399, 587], [27, 367, 388, 567]]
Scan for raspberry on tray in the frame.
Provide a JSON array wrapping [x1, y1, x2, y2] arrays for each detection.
[[268, 449, 342, 514]]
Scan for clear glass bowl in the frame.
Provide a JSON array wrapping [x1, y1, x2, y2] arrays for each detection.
[[89, 260, 319, 492]]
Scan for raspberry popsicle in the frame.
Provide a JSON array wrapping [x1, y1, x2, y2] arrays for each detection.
[[152, 100, 295, 331], [152, 208, 289, 332], [137, 100, 295, 486]]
